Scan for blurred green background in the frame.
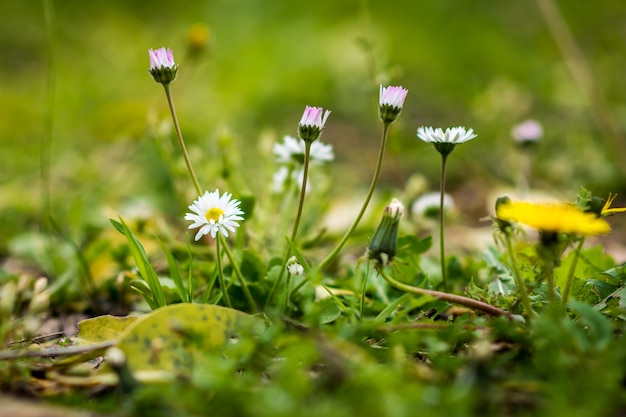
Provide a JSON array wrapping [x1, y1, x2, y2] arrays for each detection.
[[2, 0, 626, 252]]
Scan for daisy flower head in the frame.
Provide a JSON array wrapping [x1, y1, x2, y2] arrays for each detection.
[[273, 135, 334, 165], [511, 119, 543, 147], [417, 126, 477, 156], [412, 192, 455, 219], [379, 85, 408, 123], [298, 106, 331, 143], [184, 189, 244, 240], [148, 47, 178, 84], [496, 200, 610, 236]]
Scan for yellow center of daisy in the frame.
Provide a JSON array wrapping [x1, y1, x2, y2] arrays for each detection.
[[205, 207, 224, 222]]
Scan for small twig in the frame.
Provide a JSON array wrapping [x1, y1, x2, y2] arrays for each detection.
[[376, 322, 482, 332], [0, 341, 115, 361], [6, 332, 66, 347], [376, 265, 515, 320]]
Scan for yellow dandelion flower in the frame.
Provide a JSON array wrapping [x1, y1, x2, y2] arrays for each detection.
[[496, 201, 610, 236], [601, 193, 626, 216]]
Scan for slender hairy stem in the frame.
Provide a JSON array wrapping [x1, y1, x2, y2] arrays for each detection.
[[284, 273, 292, 310], [290, 142, 312, 242], [561, 237, 585, 307], [439, 153, 449, 291], [265, 142, 313, 307], [359, 262, 369, 319], [219, 233, 258, 312], [376, 265, 514, 319], [40, 0, 56, 226], [546, 260, 558, 314], [162, 83, 202, 196], [320, 122, 391, 270], [503, 232, 535, 321], [215, 235, 232, 308]]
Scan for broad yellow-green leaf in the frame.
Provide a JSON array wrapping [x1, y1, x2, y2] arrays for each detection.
[[116, 303, 255, 373], [75, 315, 140, 344]]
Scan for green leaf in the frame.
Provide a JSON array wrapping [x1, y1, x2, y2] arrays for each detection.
[[75, 315, 139, 344], [110, 217, 166, 309], [375, 293, 412, 322], [569, 301, 613, 351], [397, 235, 432, 256], [158, 238, 189, 303], [116, 304, 257, 374], [310, 298, 342, 324]]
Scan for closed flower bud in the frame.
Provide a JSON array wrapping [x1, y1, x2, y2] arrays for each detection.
[[379, 85, 408, 123], [367, 198, 404, 264], [287, 256, 305, 276], [149, 47, 179, 84], [298, 106, 330, 143]]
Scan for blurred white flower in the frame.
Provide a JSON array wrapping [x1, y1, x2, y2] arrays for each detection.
[[273, 135, 334, 165], [412, 192, 456, 217]]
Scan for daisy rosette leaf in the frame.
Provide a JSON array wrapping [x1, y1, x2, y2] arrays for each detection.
[[298, 106, 331, 143], [273, 135, 334, 166], [496, 200, 610, 236], [417, 126, 477, 156], [185, 189, 245, 240], [379, 85, 408, 123], [149, 47, 178, 84]]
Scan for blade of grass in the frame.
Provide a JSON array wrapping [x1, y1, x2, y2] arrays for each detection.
[[110, 218, 166, 309]]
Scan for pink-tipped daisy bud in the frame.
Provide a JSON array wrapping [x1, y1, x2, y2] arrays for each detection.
[[379, 85, 408, 123], [511, 120, 543, 148], [298, 106, 330, 143], [149, 47, 179, 84], [367, 198, 404, 264]]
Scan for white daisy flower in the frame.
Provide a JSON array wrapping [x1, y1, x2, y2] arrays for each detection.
[[273, 135, 334, 165], [184, 189, 244, 240], [417, 126, 477, 145], [412, 192, 456, 217]]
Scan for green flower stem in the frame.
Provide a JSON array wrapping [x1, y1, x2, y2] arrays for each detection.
[[275, 166, 299, 246], [218, 233, 258, 312], [376, 265, 514, 319], [290, 141, 312, 243], [162, 83, 202, 196], [215, 234, 232, 308], [561, 237, 585, 307], [320, 121, 392, 270], [439, 153, 449, 291], [40, 0, 56, 226], [503, 231, 535, 320], [284, 273, 292, 310], [359, 265, 369, 319], [265, 142, 313, 307]]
